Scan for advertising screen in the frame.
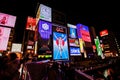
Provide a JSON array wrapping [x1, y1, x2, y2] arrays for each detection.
[[70, 47, 81, 56], [0, 12, 16, 27], [11, 43, 22, 52], [77, 24, 91, 42], [79, 38, 84, 53], [40, 4, 52, 22], [94, 36, 103, 56], [67, 23, 77, 38], [53, 32, 69, 60], [100, 29, 108, 37], [0, 26, 11, 50], [26, 16, 36, 31], [37, 20, 52, 56], [69, 27, 77, 38], [80, 30, 91, 42], [69, 38, 79, 47], [38, 20, 52, 39]]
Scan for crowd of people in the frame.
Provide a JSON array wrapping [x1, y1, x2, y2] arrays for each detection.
[[0, 52, 21, 80], [0, 52, 76, 80]]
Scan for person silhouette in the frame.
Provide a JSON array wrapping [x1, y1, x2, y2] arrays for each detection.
[[0, 16, 7, 24]]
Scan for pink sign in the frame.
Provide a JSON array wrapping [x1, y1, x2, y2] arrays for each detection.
[[0, 12, 16, 28], [80, 30, 91, 42], [0, 26, 11, 50]]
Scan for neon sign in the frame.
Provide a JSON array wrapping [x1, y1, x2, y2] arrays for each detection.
[[39, 20, 52, 39]]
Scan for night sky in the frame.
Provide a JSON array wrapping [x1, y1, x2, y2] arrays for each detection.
[[0, 0, 119, 43]]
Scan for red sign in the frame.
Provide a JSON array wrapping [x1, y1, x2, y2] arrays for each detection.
[[80, 30, 91, 42], [100, 29, 108, 37], [26, 16, 36, 31]]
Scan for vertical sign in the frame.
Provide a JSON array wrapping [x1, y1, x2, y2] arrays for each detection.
[[94, 36, 103, 56], [53, 24, 69, 60], [40, 4, 52, 22]]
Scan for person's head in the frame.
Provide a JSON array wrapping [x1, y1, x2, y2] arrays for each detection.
[[59, 37, 62, 40], [9, 52, 17, 61]]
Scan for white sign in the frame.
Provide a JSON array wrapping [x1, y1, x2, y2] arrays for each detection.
[[40, 4, 52, 22], [11, 43, 22, 52]]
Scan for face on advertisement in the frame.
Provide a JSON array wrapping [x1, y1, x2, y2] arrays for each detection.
[[0, 28, 3, 36], [0, 16, 7, 24]]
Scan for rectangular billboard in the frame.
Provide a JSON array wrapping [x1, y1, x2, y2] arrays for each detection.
[[70, 47, 81, 56], [26, 16, 36, 31], [0, 26, 11, 50], [100, 29, 108, 37], [38, 20, 52, 39], [67, 23, 77, 38], [53, 32, 69, 60], [11, 43, 22, 52], [40, 4, 52, 22], [69, 38, 79, 47], [37, 20, 52, 56], [0, 12, 16, 28], [77, 24, 91, 42], [94, 36, 103, 56], [52, 24, 69, 60], [80, 30, 91, 42]]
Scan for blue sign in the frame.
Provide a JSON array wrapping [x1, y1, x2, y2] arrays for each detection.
[[39, 20, 52, 39]]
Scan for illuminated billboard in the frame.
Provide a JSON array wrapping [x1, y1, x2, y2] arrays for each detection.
[[100, 29, 108, 37], [52, 24, 69, 60], [79, 38, 84, 53], [94, 36, 103, 56], [0, 26, 11, 50], [11, 43, 22, 52], [77, 24, 91, 42], [70, 47, 81, 56], [38, 20, 52, 39], [0, 12, 16, 28], [67, 23, 77, 38], [53, 32, 69, 60], [69, 38, 79, 47], [26, 16, 36, 31], [81, 30, 91, 42], [40, 4, 52, 22], [37, 20, 52, 56]]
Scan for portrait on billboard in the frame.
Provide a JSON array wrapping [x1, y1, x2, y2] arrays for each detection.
[[0, 12, 16, 27], [0, 26, 11, 50], [53, 32, 69, 60]]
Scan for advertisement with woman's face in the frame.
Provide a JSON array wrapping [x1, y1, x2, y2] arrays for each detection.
[[0, 12, 16, 27], [0, 26, 11, 50]]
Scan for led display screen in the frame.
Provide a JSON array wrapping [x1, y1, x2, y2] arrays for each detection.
[[38, 20, 52, 39], [0, 12, 16, 27], [0, 26, 11, 50], [94, 36, 103, 56], [40, 4, 52, 22], [77, 24, 91, 42], [11, 43, 22, 52], [53, 32, 69, 60], [69, 27, 77, 38], [67, 23, 77, 38], [26, 16, 36, 31], [37, 20, 52, 56], [70, 47, 81, 56], [79, 38, 84, 53], [100, 29, 108, 37], [52, 24, 69, 60], [69, 38, 79, 47], [80, 30, 91, 42]]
